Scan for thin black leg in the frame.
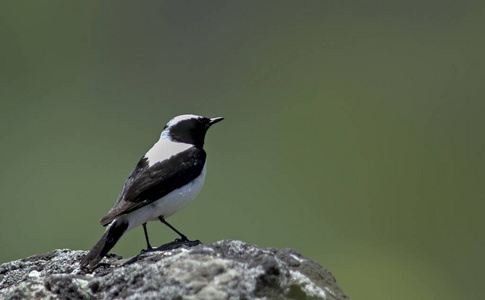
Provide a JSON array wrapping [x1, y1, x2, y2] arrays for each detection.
[[158, 217, 188, 241], [142, 223, 152, 249]]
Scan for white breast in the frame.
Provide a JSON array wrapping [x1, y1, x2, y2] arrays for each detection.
[[122, 162, 207, 232]]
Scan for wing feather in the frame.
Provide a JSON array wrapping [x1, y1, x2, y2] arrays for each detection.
[[100, 146, 206, 226]]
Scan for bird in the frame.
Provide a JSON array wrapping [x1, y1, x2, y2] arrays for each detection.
[[80, 114, 224, 269]]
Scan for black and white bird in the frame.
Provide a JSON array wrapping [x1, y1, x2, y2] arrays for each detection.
[[80, 114, 223, 269]]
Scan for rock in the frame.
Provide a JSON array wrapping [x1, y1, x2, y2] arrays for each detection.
[[0, 240, 350, 299]]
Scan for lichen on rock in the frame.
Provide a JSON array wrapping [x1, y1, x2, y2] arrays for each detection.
[[0, 240, 349, 299]]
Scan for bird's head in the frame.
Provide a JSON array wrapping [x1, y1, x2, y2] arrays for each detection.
[[161, 114, 224, 146]]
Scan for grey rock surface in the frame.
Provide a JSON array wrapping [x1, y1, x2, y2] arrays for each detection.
[[0, 240, 349, 299]]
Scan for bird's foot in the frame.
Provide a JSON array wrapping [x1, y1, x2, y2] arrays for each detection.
[[156, 239, 202, 251], [174, 235, 189, 243], [140, 246, 155, 254]]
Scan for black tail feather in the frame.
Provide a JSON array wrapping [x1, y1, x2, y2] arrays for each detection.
[[80, 220, 128, 270]]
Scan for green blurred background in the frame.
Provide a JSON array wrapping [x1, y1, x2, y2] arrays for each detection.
[[1, 1, 484, 299]]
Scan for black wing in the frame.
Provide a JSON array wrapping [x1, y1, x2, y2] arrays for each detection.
[[100, 146, 206, 226]]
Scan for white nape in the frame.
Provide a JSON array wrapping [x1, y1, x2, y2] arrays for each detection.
[[145, 139, 193, 167]]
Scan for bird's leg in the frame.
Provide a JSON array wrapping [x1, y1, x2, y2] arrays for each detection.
[[155, 217, 201, 251], [158, 217, 188, 242], [142, 223, 153, 251]]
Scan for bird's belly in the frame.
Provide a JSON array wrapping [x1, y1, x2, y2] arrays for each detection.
[[148, 163, 207, 220], [124, 163, 207, 231]]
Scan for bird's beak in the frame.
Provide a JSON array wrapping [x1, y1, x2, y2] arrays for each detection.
[[209, 117, 224, 125]]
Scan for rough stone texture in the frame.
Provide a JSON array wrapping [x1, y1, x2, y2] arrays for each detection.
[[0, 240, 349, 299]]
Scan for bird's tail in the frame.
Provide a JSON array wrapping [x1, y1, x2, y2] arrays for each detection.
[[80, 219, 128, 270]]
